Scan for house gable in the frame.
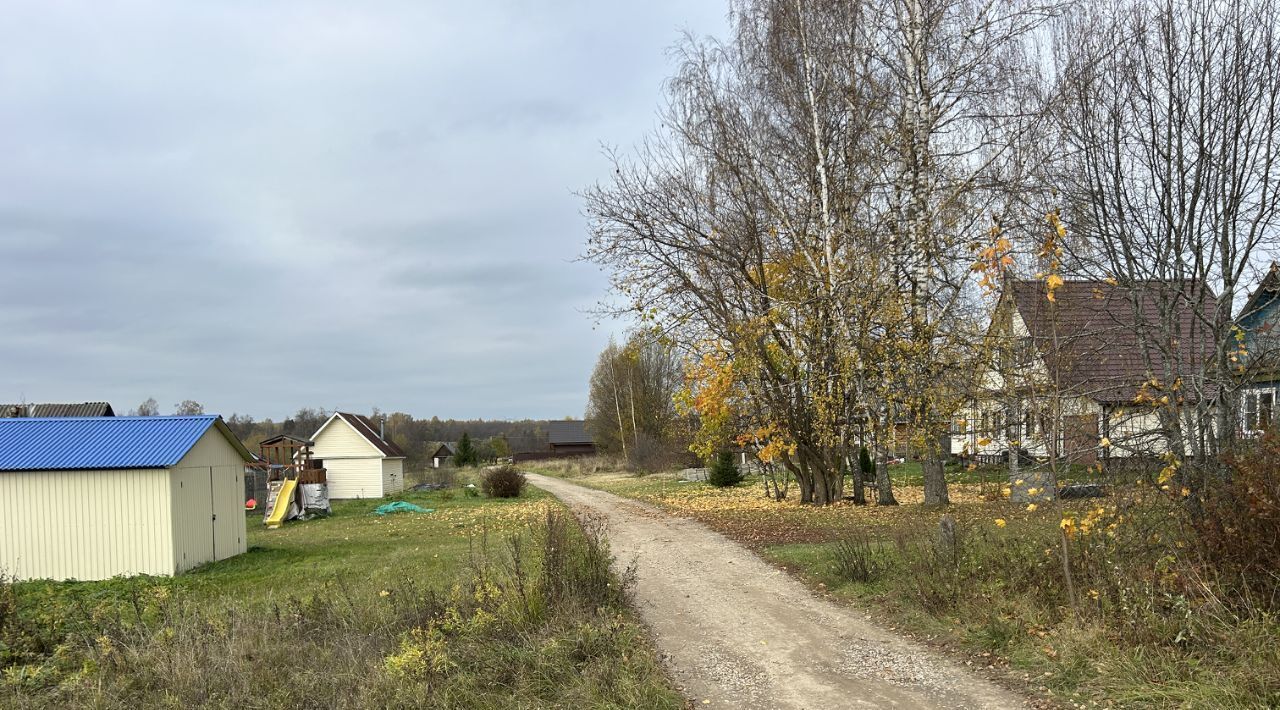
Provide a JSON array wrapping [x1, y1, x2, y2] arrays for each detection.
[[1241, 262, 1280, 382], [311, 414, 384, 459]]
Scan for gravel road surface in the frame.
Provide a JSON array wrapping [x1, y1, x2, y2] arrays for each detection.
[[526, 473, 1025, 710]]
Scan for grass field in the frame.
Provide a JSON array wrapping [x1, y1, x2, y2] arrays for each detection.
[[533, 459, 1280, 708], [1, 476, 682, 709]]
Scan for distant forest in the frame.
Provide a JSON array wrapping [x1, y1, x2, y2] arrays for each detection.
[[221, 407, 560, 469]]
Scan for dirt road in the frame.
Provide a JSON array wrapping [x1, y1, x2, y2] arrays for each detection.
[[526, 473, 1025, 710]]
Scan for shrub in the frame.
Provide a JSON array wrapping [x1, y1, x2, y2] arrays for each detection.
[[707, 452, 743, 487], [1194, 432, 1280, 608], [829, 535, 888, 583], [481, 465, 527, 498]]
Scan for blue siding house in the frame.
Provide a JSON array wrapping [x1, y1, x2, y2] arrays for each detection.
[[1239, 262, 1280, 433]]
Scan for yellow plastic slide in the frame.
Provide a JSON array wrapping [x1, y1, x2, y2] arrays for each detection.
[[265, 478, 298, 529]]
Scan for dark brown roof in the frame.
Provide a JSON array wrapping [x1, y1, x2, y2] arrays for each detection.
[[259, 434, 314, 446], [547, 420, 592, 445], [0, 402, 115, 418], [1007, 279, 1217, 404], [336, 412, 406, 458]]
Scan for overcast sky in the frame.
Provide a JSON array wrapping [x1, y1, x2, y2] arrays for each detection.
[[0, 1, 728, 420]]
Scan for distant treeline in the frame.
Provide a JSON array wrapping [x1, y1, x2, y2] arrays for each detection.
[[222, 407, 558, 469]]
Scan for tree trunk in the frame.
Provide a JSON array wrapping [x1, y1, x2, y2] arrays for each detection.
[[848, 454, 866, 505], [921, 442, 949, 506], [874, 442, 898, 506]]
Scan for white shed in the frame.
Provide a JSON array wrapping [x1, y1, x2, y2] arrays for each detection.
[[0, 415, 253, 581], [310, 412, 407, 499]]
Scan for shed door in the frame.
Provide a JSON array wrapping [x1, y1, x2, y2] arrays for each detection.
[[209, 466, 242, 561], [173, 466, 216, 572]]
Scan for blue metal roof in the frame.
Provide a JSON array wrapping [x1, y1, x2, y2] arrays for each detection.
[[0, 415, 251, 472]]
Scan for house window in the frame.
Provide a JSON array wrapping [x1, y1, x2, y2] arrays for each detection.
[[1243, 389, 1277, 432], [1016, 336, 1035, 365]]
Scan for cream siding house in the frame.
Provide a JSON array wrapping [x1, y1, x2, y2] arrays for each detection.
[[953, 279, 1216, 465], [310, 412, 407, 499], [0, 415, 253, 582]]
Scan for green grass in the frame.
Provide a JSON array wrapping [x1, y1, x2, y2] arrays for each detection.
[[2, 484, 682, 709], [761, 514, 1280, 708]]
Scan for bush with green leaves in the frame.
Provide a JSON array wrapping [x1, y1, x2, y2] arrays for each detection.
[[707, 452, 743, 488]]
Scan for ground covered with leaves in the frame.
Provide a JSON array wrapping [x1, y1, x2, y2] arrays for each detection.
[[1, 482, 681, 709]]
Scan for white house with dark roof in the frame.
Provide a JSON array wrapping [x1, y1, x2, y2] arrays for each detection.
[[310, 412, 407, 499], [953, 278, 1218, 464]]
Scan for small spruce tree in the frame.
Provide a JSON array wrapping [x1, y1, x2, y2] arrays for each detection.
[[454, 432, 478, 467], [707, 451, 743, 487], [859, 446, 874, 481]]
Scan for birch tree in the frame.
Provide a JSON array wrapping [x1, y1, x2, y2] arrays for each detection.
[[1049, 0, 1280, 500]]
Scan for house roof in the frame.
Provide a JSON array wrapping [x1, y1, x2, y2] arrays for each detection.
[[0, 415, 252, 472], [259, 433, 314, 447], [315, 412, 406, 458], [432, 442, 457, 456], [547, 420, 592, 445], [0, 402, 115, 418], [1006, 279, 1217, 404], [1239, 261, 1280, 322]]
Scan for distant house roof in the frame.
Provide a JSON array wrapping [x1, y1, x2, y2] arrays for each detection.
[[432, 442, 457, 457], [314, 412, 406, 458], [0, 415, 252, 472], [547, 420, 592, 445], [0, 402, 115, 418], [1007, 279, 1217, 404], [259, 434, 314, 447]]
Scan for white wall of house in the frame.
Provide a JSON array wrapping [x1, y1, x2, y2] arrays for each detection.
[[382, 458, 405, 495], [322, 458, 384, 499], [312, 415, 395, 499], [0, 427, 247, 582], [951, 397, 1184, 463]]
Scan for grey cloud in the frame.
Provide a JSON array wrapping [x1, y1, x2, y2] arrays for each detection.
[[0, 1, 728, 419]]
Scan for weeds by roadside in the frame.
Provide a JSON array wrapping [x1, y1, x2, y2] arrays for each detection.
[[0, 509, 679, 709]]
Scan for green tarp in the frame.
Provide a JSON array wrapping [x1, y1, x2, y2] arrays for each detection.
[[372, 501, 434, 516]]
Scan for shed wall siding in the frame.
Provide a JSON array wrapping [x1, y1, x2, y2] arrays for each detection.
[[171, 427, 248, 569], [0, 469, 174, 581], [324, 458, 384, 499], [382, 458, 404, 495]]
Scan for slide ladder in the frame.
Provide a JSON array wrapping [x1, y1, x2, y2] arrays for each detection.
[[265, 478, 298, 529]]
